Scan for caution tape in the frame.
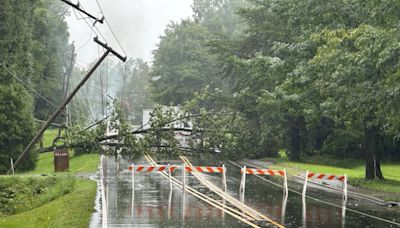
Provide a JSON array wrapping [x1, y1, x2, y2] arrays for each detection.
[[185, 166, 224, 173], [242, 168, 285, 176], [128, 165, 224, 173], [307, 172, 345, 182], [128, 165, 176, 172]]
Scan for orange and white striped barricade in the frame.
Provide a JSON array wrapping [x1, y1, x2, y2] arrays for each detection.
[[183, 165, 227, 191], [239, 166, 288, 196], [302, 170, 348, 200], [128, 164, 177, 190]]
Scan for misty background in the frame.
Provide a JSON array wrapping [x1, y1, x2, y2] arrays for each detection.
[[66, 0, 193, 66], [65, 0, 193, 126]]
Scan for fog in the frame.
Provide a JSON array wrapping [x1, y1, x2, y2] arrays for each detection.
[[66, 0, 193, 67]]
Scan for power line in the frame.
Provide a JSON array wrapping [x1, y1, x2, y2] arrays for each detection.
[[1, 64, 58, 108], [95, 0, 127, 56], [76, 29, 94, 52], [74, 8, 108, 44]]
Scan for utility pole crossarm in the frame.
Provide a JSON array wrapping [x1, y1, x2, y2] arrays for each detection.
[[61, 0, 104, 25], [10, 38, 126, 173], [94, 37, 127, 62]]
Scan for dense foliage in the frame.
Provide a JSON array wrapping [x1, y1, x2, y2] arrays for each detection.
[[0, 176, 75, 216], [0, 0, 72, 173], [150, 0, 400, 179]]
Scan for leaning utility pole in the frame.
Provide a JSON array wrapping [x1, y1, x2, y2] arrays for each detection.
[[10, 37, 126, 173]]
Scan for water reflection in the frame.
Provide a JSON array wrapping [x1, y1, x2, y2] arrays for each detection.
[[302, 195, 306, 228], [281, 192, 288, 225], [93, 157, 400, 228], [168, 190, 172, 220], [342, 198, 347, 228]]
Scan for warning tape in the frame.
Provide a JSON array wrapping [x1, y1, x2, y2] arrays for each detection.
[[128, 165, 176, 172], [128, 165, 224, 173], [185, 166, 224, 173], [242, 168, 285, 176], [307, 172, 345, 182]]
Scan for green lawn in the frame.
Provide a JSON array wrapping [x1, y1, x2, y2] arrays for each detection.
[[29, 128, 100, 174], [27, 151, 99, 174], [265, 151, 400, 199], [0, 128, 102, 227], [0, 179, 96, 228], [42, 128, 61, 148]]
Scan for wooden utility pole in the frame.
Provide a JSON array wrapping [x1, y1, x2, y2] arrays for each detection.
[[9, 37, 126, 173]]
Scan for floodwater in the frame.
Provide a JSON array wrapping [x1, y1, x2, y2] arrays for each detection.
[[91, 156, 400, 227]]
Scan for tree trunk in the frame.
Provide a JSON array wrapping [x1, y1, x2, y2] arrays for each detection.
[[287, 116, 305, 161], [364, 126, 384, 179]]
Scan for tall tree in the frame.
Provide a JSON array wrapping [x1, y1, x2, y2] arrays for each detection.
[[118, 58, 153, 125], [0, 0, 37, 172]]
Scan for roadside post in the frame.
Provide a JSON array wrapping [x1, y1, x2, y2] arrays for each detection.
[[10, 158, 14, 175]]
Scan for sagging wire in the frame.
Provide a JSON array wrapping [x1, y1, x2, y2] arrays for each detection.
[[1, 63, 58, 108], [95, 0, 127, 57]]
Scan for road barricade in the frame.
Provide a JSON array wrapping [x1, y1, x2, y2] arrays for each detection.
[[239, 166, 288, 196], [302, 170, 347, 200], [128, 163, 227, 191]]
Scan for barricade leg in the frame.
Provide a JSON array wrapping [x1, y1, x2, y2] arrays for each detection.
[[302, 170, 309, 198], [239, 166, 246, 196], [283, 168, 288, 196], [131, 163, 135, 192], [168, 163, 172, 190], [182, 164, 186, 191], [343, 174, 348, 201], [222, 164, 227, 191]]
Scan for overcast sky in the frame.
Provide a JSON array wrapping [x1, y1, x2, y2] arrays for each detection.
[[66, 0, 193, 67]]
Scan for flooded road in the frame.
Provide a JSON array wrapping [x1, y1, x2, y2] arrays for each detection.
[[92, 156, 400, 227]]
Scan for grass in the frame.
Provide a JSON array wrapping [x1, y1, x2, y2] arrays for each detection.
[[0, 179, 96, 228], [0, 128, 100, 227], [30, 128, 100, 174], [27, 151, 99, 174], [264, 150, 400, 200], [42, 128, 61, 148]]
